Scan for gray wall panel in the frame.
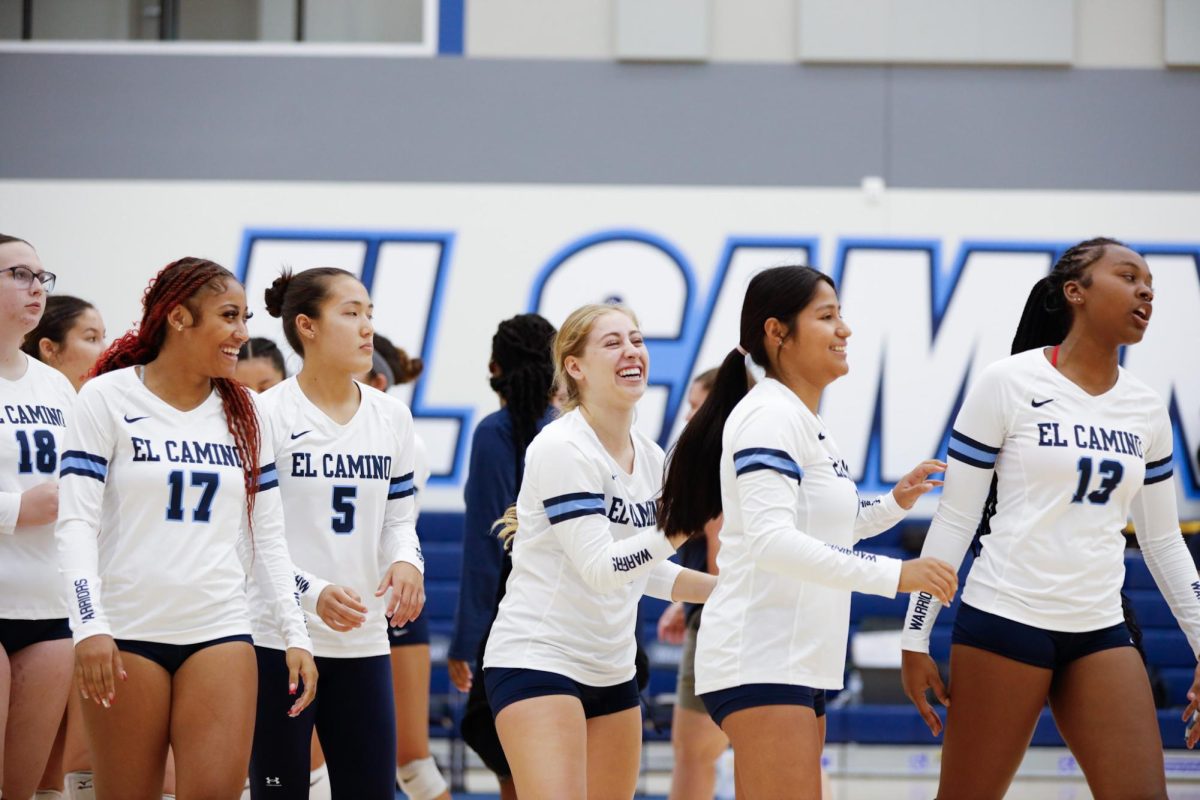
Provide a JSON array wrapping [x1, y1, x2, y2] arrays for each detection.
[[0, 52, 1197, 189], [888, 68, 1200, 190]]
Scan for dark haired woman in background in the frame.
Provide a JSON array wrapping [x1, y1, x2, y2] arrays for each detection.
[[448, 313, 557, 800], [57, 257, 315, 799], [23, 295, 107, 392], [248, 269, 425, 799], [236, 336, 287, 393], [901, 239, 1200, 799], [658, 265, 955, 799]]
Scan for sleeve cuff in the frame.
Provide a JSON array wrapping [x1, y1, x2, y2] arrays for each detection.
[[299, 575, 332, 615], [72, 624, 112, 645], [899, 633, 932, 654], [870, 556, 903, 599], [645, 559, 685, 601], [390, 550, 426, 575]]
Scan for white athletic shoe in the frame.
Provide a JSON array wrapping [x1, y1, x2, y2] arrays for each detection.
[[309, 764, 331, 800]]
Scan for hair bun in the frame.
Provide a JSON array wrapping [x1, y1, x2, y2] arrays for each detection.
[[396, 353, 424, 383], [263, 269, 293, 318]]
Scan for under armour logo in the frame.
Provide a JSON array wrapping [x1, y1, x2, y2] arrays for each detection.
[[266, 777, 281, 786]]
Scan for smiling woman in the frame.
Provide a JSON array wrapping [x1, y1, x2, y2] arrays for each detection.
[[657, 265, 955, 800], [482, 302, 716, 800], [54, 257, 316, 800]]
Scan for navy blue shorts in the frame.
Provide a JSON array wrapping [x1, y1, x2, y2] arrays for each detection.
[[250, 648, 396, 799], [387, 605, 430, 647], [952, 602, 1134, 671], [115, 634, 253, 675], [484, 667, 640, 719], [699, 683, 826, 728], [0, 617, 71, 655]]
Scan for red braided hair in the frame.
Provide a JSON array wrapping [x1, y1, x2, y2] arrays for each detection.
[[92, 257, 262, 523]]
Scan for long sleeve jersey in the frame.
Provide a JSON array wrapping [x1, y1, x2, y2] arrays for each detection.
[[902, 349, 1200, 657], [483, 409, 682, 686], [0, 356, 77, 619], [249, 378, 424, 658], [56, 367, 311, 651], [695, 378, 904, 694]]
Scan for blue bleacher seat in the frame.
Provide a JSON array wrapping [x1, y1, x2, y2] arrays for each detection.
[[425, 581, 458, 624], [1126, 588, 1175, 629], [416, 511, 464, 543], [1159, 667, 1195, 702], [1143, 630, 1195, 668], [1124, 552, 1155, 590], [639, 596, 670, 625], [422, 541, 460, 582], [1160, 709, 1194, 749]]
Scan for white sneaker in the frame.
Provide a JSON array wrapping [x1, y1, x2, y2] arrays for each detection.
[[309, 764, 331, 800]]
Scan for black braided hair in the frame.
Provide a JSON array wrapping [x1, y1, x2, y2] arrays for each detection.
[[489, 314, 557, 489], [972, 238, 1124, 556], [971, 237, 1148, 656]]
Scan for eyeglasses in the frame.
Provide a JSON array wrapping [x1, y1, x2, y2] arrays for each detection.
[[1, 266, 56, 293]]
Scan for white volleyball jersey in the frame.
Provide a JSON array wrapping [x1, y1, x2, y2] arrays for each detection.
[[902, 349, 1200, 656], [695, 378, 904, 694], [56, 367, 311, 651], [483, 409, 682, 686], [250, 377, 423, 658], [0, 356, 77, 619]]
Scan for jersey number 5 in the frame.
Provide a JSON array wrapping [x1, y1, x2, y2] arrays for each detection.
[[332, 486, 356, 534], [1070, 457, 1124, 505]]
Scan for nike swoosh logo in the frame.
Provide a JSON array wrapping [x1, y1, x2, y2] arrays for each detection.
[[123, 414, 149, 423], [290, 430, 312, 440], [1031, 398, 1055, 408]]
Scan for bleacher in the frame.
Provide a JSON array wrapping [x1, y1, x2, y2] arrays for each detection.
[[417, 512, 1198, 752]]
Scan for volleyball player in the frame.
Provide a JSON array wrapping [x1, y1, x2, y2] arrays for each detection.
[[358, 333, 450, 800], [56, 257, 317, 800], [22, 293, 113, 800], [246, 269, 425, 800], [900, 238, 1200, 799], [483, 303, 717, 799], [23, 295, 107, 393], [235, 337, 287, 393], [0, 235, 76, 800], [658, 265, 958, 800], [449, 313, 557, 800]]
